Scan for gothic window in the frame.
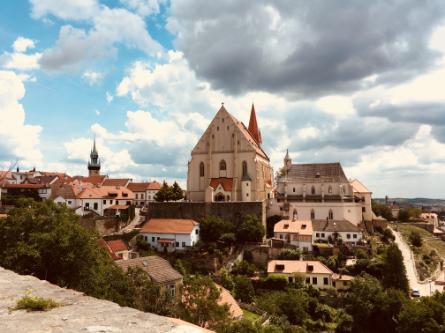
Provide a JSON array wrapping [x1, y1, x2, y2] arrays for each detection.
[[219, 160, 226, 171], [242, 161, 248, 177], [293, 209, 298, 220], [328, 185, 332, 194], [311, 186, 316, 195], [310, 209, 315, 219], [199, 162, 204, 177], [328, 209, 334, 220]]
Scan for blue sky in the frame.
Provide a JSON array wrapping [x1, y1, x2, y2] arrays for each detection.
[[1, 0, 445, 198]]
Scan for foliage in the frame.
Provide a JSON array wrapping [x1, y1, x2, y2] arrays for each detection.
[[398, 209, 410, 222], [409, 231, 423, 247], [236, 214, 265, 243], [372, 201, 393, 220], [382, 244, 409, 293], [199, 215, 235, 243], [219, 268, 235, 291], [233, 275, 255, 302], [381, 228, 395, 243], [15, 291, 59, 312], [277, 248, 301, 260], [175, 275, 230, 328], [135, 235, 155, 256], [0, 199, 132, 306], [267, 215, 282, 238], [257, 275, 289, 291], [154, 181, 172, 202], [231, 260, 256, 277], [171, 181, 184, 201]]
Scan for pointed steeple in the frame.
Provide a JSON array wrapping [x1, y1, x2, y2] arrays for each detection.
[[248, 103, 262, 145], [88, 137, 101, 176]]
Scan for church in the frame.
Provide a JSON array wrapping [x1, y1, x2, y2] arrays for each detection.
[[187, 104, 273, 202]]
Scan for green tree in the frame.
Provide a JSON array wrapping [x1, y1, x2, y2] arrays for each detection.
[[233, 275, 255, 303], [175, 275, 230, 328], [382, 244, 409, 293], [398, 209, 410, 222], [372, 201, 393, 220], [199, 215, 234, 242], [409, 231, 422, 247], [0, 199, 132, 305], [277, 248, 301, 260], [171, 181, 184, 201], [154, 181, 173, 202], [231, 260, 256, 277], [236, 214, 265, 243]]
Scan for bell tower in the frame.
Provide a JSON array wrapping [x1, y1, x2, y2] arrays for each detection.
[[88, 138, 101, 176]]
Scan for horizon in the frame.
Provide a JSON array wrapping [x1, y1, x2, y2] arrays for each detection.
[[2, 1, 445, 198]]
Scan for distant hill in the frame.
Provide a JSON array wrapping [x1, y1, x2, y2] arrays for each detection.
[[374, 197, 445, 208]]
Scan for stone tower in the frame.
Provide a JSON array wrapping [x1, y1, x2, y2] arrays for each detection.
[[88, 138, 101, 176]]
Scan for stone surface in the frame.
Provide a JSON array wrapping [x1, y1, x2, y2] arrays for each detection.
[[0, 267, 209, 333]]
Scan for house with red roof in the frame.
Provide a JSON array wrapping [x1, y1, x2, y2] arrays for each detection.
[[97, 239, 131, 260], [127, 181, 161, 207], [140, 218, 200, 252]]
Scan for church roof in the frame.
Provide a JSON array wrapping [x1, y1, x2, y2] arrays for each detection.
[[248, 104, 262, 145], [209, 177, 233, 191], [287, 163, 348, 182], [350, 179, 371, 193]]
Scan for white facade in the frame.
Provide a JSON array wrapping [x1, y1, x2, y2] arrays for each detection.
[[141, 226, 200, 252], [313, 230, 362, 244]]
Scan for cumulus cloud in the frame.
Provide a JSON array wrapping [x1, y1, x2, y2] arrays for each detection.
[[30, 0, 100, 21], [82, 70, 104, 85], [0, 71, 42, 167], [119, 0, 167, 17], [168, 0, 445, 97], [13, 37, 36, 53], [39, 6, 162, 71], [0, 37, 41, 70]]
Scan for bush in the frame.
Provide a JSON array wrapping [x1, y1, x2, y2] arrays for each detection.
[[233, 275, 255, 303], [236, 215, 265, 243], [277, 248, 301, 260], [259, 275, 288, 290], [231, 261, 256, 277], [15, 292, 59, 312], [409, 231, 422, 247]]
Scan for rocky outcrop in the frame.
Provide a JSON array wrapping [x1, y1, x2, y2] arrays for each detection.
[[0, 267, 209, 333]]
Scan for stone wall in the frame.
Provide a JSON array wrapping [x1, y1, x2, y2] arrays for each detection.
[[146, 201, 266, 227], [0, 267, 210, 333]]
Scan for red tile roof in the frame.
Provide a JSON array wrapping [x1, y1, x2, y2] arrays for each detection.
[[127, 182, 149, 192], [77, 185, 135, 200], [3, 183, 50, 189], [73, 175, 106, 185], [209, 177, 233, 191], [96, 239, 120, 260], [248, 104, 262, 145], [106, 239, 128, 253], [147, 181, 161, 190], [141, 219, 199, 234], [117, 256, 183, 283], [102, 178, 131, 187]]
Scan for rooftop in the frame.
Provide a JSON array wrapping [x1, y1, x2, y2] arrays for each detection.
[[267, 260, 333, 275], [274, 219, 313, 235], [141, 218, 199, 235], [312, 219, 360, 233], [286, 162, 348, 182]]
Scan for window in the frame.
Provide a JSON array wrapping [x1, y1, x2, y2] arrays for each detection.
[[93, 202, 98, 210], [306, 277, 310, 284], [115, 200, 118, 204], [328, 185, 332, 194], [199, 162, 205, 177], [292, 209, 298, 220], [288, 277, 294, 283], [312, 277, 317, 285], [182, 242, 186, 247], [103, 200, 106, 204], [316, 233, 320, 237], [175, 242, 179, 247], [126, 201, 131, 205], [347, 234, 351, 239], [141, 194, 144, 199], [362, 207, 366, 212], [196, 229, 199, 235], [85, 202, 90, 208], [311, 186, 315, 195], [323, 277, 329, 285], [67, 200, 72, 204], [242, 161, 248, 177], [353, 234, 357, 239], [219, 160, 226, 171], [152, 237, 155, 242], [310, 209, 315, 219], [321, 233, 325, 238], [110, 200, 112, 204], [293, 187, 295, 192], [328, 209, 333, 220], [157, 237, 160, 240], [217, 126, 219, 131], [135, 193, 138, 199]]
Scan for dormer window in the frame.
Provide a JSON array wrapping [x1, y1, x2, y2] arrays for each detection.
[[301, 224, 306, 229], [307, 265, 314, 272], [283, 224, 289, 229], [219, 160, 226, 171], [275, 264, 285, 272]]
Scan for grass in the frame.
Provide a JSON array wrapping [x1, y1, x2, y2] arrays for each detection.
[[15, 292, 59, 312], [395, 224, 443, 280], [243, 309, 261, 323]]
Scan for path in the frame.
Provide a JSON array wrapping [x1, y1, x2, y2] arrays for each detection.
[[114, 207, 142, 235], [390, 226, 443, 296]]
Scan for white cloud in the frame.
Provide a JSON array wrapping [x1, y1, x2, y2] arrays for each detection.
[[316, 95, 356, 119], [106, 91, 114, 103], [119, 0, 166, 17], [1, 37, 41, 71], [297, 127, 320, 140], [40, 7, 162, 71], [82, 70, 103, 85], [0, 71, 42, 167], [30, 0, 100, 21], [13, 37, 36, 53]]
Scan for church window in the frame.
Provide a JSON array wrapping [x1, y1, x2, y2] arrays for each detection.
[[311, 186, 315, 195], [292, 209, 298, 220], [242, 161, 248, 177], [222, 118, 224, 123], [219, 160, 226, 171], [328, 185, 332, 194], [199, 162, 205, 177], [212, 134, 214, 139], [217, 126, 219, 131], [310, 209, 315, 219], [328, 209, 333, 220], [293, 187, 295, 193]]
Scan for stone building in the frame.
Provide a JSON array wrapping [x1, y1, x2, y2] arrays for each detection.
[[187, 104, 273, 202]]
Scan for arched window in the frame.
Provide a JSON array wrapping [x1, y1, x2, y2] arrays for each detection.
[[199, 162, 204, 177], [328, 209, 333, 220], [310, 209, 315, 219], [328, 185, 332, 194], [292, 209, 298, 220], [311, 186, 316, 195], [219, 160, 226, 171], [242, 161, 248, 177]]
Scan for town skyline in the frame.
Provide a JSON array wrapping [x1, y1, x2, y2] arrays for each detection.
[[2, 0, 445, 198]]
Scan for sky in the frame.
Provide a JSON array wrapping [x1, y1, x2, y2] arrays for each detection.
[[1, 0, 445, 198]]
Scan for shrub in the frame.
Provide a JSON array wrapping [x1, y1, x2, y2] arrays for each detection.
[[409, 231, 422, 247], [233, 275, 255, 303], [15, 292, 59, 312], [277, 248, 301, 260], [260, 275, 288, 290], [231, 261, 256, 277]]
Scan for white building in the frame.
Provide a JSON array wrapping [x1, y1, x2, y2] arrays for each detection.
[[127, 181, 161, 207], [312, 219, 363, 244], [273, 219, 313, 252], [420, 213, 439, 227], [140, 218, 200, 252], [267, 260, 353, 290], [268, 152, 372, 226]]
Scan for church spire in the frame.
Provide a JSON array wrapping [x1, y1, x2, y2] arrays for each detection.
[[88, 138, 101, 176], [248, 103, 262, 145]]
